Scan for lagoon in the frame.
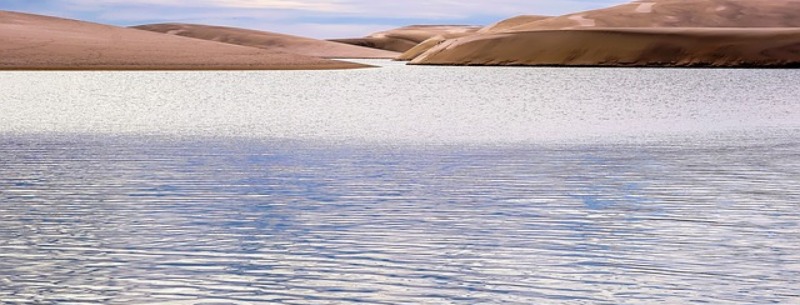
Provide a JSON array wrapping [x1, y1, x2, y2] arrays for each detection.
[[1, 61, 799, 304]]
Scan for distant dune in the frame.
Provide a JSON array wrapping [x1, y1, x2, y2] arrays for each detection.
[[331, 25, 482, 52], [396, 17, 551, 61], [133, 23, 399, 59], [410, 28, 800, 67], [396, 36, 450, 61], [0, 11, 366, 70], [408, 0, 800, 67], [478, 15, 551, 33], [502, 0, 800, 31]]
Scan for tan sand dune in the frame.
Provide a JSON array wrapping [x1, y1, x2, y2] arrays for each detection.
[[410, 28, 800, 67], [396, 36, 450, 61], [133, 23, 399, 59], [409, 0, 800, 67], [331, 25, 482, 52], [402, 0, 800, 62], [396, 29, 486, 61], [0, 11, 367, 70], [478, 15, 551, 33], [504, 0, 800, 31]]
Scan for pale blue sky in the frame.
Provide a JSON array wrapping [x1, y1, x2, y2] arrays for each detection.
[[1, 0, 628, 38]]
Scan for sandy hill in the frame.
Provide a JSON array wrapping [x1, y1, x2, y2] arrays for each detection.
[[396, 19, 552, 60], [409, 0, 800, 67], [0, 11, 366, 70], [504, 0, 800, 30], [410, 28, 800, 67], [478, 15, 551, 33], [331, 25, 482, 52], [133, 23, 398, 59]]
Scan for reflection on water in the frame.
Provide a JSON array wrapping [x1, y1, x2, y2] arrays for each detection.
[[1, 135, 799, 304], [1, 62, 799, 143]]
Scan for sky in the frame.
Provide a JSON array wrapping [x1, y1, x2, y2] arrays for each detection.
[[1, 0, 628, 38]]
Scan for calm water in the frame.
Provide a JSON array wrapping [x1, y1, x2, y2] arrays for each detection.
[[1, 61, 799, 304]]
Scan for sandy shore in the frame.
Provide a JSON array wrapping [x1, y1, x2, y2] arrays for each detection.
[[0, 11, 367, 70], [410, 28, 800, 67], [133, 23, 399, 59]]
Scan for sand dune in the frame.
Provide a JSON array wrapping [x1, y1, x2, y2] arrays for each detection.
[[331, 25, 481, 52], [396, 30, 485, 61], [0, 11, 366, 70], [410, 28, 800, 67], [503, 0, 800, 31], [409, 0, 800, 67], [396, 36, 450, 61], [133, 23, 398, 59], [478, 15, 551, 33]]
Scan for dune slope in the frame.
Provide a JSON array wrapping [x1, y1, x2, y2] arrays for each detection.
[[411, 0, 800, 67], [505, 0, 800, 31], [133, 23, 399, 59], [331, 25, 481, 52], [0, 11, 366, 70], [410, 28, 800, 67], [478, 15, 551, 33], [396, 36, 450, 61]]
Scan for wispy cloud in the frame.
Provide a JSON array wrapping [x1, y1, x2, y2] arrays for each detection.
[[2, 0, 629, 38], [63, 0, 349, 11]]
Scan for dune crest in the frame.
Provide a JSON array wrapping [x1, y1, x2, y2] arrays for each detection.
[[0, 11, 366, 70], [409, 0, 800, 67], [331, 25, 482, 53], [410, 28, 800, 67], [478, 15, 551, 33], [504, 0, 800, 30], [396, 36, 450, 61], [133, 23, 399, 59]]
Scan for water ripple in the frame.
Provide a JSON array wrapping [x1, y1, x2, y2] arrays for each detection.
[[1, 135, 799, 304]]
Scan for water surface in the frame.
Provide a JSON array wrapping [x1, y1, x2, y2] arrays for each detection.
[[1, 60, 798, 143], [1, 62, 799, 304]]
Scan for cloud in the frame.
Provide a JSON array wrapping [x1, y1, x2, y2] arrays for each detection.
[[2, 0, 629, 38], [58, 0, 627, 18], [66, 0, 347, 11]]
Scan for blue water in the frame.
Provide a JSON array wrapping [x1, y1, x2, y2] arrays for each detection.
[[2, 62, 799, 304], [1, 134, 798, 304]]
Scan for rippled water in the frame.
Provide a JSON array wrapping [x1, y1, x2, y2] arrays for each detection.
[[1, 62, 800, 304]]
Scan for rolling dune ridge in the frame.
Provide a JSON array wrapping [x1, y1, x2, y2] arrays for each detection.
[[331, 25, 481, 52], [133, 23, 399, 59], [410, 28, 800, 67], [409, 0, 800, 67], [0, 11, 367, 70], [503, 0, 800, 31]]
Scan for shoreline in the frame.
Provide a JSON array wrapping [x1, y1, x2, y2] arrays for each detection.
[[0, 63, 373, 71]]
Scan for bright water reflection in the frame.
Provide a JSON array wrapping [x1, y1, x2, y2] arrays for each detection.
[[1, 60, 799, 143], [1, 135, 799, 304]]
